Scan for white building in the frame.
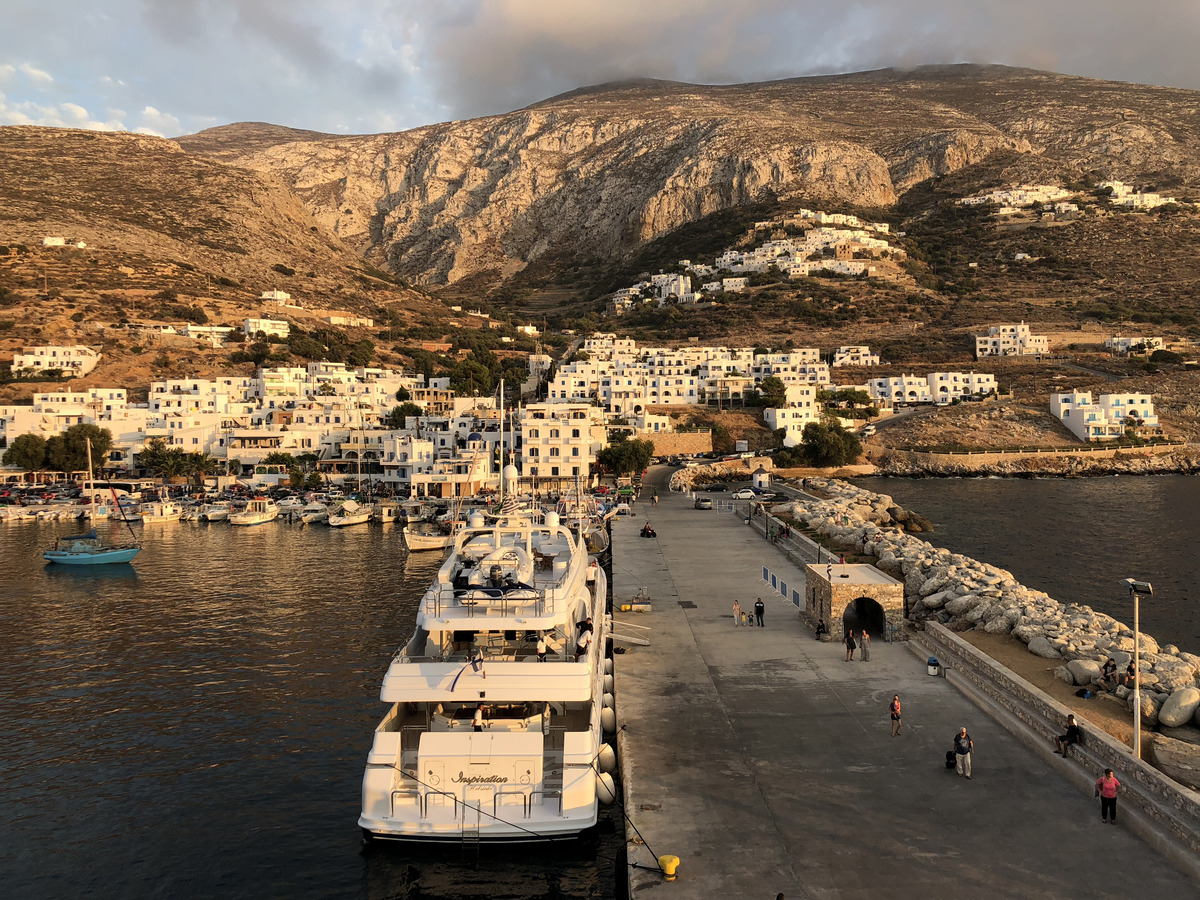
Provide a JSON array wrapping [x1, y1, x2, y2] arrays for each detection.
[[975, 322, 1049, 358], [1051, 391, 1160, 443], [764, 384, 821, 447], [866, 376, 933, 406], [519, 402, 602, 484], [1105, 336, 1164, 356], [831, 346, 880, 367], [244, 318, 290, 340], [926, 372, 997, 402], [12, 345, 100, 377]]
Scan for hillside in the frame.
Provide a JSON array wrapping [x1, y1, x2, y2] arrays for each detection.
[[177, 65, 1200, 312], [0, 126, 470, 399]]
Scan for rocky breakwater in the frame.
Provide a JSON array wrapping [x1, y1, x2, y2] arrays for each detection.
[[777, 477, 1200, 787], [873, 448, 1200, 478]]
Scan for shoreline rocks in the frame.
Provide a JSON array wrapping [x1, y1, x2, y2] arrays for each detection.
[[781, 476, 1200, 740], [871, 448, 1200, 479]]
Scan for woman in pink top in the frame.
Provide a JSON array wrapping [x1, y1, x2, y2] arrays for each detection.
[[1095, 768, 1120, 824]]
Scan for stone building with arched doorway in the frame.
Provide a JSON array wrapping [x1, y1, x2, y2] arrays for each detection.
[[804, 563, 904, 638]]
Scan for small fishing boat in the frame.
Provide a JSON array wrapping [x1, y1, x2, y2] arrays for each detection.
[[44, 529, 141, 565], [140, 500, 185, 523]]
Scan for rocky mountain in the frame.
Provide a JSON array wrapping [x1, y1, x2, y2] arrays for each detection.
[[179, 65, 1200, 291]]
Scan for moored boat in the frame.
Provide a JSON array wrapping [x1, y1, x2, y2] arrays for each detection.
[[198, 501, 231, 522], [140, 500, 185, 523], [299, 501, 328, 525], [229, 498, 279, 526], [359, 508, 612, 842], [327, 499, 372, 528], [43, 529, 141, 565]]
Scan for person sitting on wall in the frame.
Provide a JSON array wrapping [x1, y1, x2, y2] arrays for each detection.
[[1123, 660, 1138, 688], [815, 618, 829, 640], [1054, 714, 1083, 758]]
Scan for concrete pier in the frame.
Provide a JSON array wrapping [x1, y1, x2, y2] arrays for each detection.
[[612, 471, 1197, 899]]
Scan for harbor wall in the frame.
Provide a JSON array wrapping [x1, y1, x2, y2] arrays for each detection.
[[913, 623, 1200, 879]]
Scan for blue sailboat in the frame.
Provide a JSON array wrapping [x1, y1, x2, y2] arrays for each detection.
[[43, 437, 142, 565], [44, 529, 141, 565]]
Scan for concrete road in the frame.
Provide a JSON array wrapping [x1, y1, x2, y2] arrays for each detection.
[[612, 468, 1196, 899]]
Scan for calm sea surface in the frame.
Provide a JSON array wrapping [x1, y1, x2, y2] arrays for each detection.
[[0, 519, 619, 899], [853, 475, 1200, 652]]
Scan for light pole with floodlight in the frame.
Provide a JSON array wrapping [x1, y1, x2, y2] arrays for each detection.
[[1122, 578, 1153, 758]]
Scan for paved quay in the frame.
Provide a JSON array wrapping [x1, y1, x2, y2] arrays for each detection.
[[612, 470, 1197, 899]]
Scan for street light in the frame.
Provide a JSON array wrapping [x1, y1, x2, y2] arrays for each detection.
[[1121, 578, 1153, 758]]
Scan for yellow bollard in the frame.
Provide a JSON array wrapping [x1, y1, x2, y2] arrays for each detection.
[[658, 854, 680, 881]]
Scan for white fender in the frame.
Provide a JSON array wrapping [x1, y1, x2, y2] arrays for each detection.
[[603, 692, 615, 709], [603, 658, 614, 675], [601, 707, 617, 733], [596, 771, 616, 804], [598, 743, 617, 773], [603, 673, 614, 693]]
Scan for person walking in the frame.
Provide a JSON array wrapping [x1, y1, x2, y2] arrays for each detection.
[[859, 629, 871, 661], [889, 695, 902, 736], [754, 597, 765, 627], [954, 727, 974, 778], [733, 599, 743, 627], [473, 705, 485, 732], [844, 629, 857, 661], [1095, 768, 1120, 824], [536, 633, 547, 662]]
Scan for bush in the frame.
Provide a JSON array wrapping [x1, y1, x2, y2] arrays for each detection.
[[272, 264, 296, 277]]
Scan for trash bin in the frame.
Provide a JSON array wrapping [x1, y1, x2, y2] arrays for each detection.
[[927, 656, 940, 676]]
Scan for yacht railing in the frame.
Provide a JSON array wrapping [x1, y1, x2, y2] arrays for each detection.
[[528, 790, 563, 816]]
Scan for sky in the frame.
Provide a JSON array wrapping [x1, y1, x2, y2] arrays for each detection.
[[3, 1, 1200, 138]]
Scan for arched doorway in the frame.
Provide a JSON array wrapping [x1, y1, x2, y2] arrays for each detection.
[[842, 596, 886, 636]]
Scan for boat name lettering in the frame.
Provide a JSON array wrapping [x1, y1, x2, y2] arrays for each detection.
[[451, 772, 509, 784]]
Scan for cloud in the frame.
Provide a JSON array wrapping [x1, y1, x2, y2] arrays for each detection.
[[3, 1, 1200, 137], [18, 62, 54, 86], [135, 105, 182, 137], [0, 92, 125, 130]]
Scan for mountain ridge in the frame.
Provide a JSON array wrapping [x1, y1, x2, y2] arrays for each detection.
[[176, 65, 1200, 292]]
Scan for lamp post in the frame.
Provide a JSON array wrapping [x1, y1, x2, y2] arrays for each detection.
[[1122, 578, 1153, 758]]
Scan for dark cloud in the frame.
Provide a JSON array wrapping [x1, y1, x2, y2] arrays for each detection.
[[3, 1, 1200, 135]]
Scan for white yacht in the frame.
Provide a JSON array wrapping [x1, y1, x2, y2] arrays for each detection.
[[327, 499, 372, 528], [359, 509, 614, 842], [229, 498, 279, 526]]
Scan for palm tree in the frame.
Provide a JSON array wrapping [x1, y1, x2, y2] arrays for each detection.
[[186, 451, 220, 487]]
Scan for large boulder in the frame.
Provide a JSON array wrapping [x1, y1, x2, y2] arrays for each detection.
[[1158, 687, 1200, 728], [1028, 636, 1062, 659], [1055, 666, 1076, 685], [1068, 659, 1103, 685], [1129, 690, 1164, 726]]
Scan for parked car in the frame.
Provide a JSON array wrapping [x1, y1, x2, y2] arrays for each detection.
[[704, 483, 729, 492], [731, 488, 757, 500], [694, 497, 713, 509]]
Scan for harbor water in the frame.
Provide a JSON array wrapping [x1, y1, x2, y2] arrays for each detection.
[[853, 474, 1200, 651], [0, 519, 620, 899]]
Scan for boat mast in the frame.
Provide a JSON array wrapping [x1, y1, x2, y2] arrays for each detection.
[[498, 377, 504, 505], [86, 436, 96, 511]]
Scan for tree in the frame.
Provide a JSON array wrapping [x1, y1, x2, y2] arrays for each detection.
[[226, 457, 243, 476], [2, 433, 46, 471], [315, 382, 337, 396], [305, 471, 323, 490], [46, 424, 113, 474], [799, 421, 861, 468], [262, 451, 296, 467], [185, 451, 220, 487], [597, 438, 655, 476], [383, 402, 424, 429], [760, 376, 787, 408], [289, 467, 305, 489], [395, 386, 411, 402]]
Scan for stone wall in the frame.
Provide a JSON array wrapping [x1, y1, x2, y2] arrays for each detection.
[[915, 623, 1200, 879], [650, 431, 713, 456]]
